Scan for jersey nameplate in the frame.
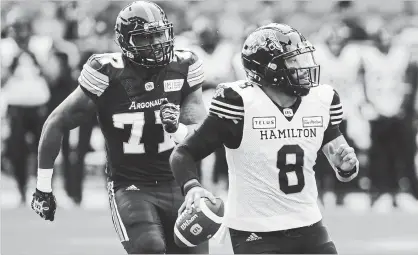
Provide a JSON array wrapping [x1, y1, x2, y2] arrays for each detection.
[[164, 79, 184, 92]]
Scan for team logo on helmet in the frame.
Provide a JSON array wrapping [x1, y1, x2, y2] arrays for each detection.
[[243, 31, 283, 55]]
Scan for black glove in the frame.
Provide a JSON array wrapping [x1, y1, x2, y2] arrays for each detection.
[[160, 99, 180, 133], [31, 189, 57, 221]]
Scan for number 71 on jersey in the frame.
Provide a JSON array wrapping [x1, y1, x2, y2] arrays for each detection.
[[113, 110, 175, 154]]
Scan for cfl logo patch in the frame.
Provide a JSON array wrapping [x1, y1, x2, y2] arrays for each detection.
[[283, 108, 294, 117], [145, 82, 154, 91], [190, 224, 203, 236]]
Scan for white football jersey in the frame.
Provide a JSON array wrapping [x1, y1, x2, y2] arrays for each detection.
[[212, 81, 340, 232]]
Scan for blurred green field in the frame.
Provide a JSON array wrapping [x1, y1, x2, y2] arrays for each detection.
[[2, 175, 418, 255], [2, 205, 418, 255]]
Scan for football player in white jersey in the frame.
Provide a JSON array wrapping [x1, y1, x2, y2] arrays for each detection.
[[170, 23, 359, 254]]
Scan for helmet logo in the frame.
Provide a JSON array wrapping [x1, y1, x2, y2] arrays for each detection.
[[144, 20, 164, 31], [126, 51, 134, 59], [244, 31, 283, 55]]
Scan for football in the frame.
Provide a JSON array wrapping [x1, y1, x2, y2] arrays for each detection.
[[174, 197, 224, 247]]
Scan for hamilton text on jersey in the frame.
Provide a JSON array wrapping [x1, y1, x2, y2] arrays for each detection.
[[259, 128, 317, 140]]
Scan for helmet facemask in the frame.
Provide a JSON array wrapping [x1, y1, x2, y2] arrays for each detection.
[[116, 19, 174, 67], [264, 43, 320, 96]]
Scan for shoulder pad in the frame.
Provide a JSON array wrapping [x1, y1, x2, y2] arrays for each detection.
[[78, 53, 122, 97], [175, 49, 204, 87], [174, 49, 199, 66], [208, 83, 245, 122], [310, 84, 335, 104], [311, 84, 343, 125], [87, 53, 125, 71]]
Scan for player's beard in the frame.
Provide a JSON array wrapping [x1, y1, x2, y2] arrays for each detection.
[[280, 82, 310, 97], [283, 70, 311, 97]]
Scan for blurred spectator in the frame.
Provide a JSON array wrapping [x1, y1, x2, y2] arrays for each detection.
[[1, 8, 53, 204], [1, 0, 418, 209], [360, 23, 417, 207], [313, 22, 366, 205], [179, 15, 242, 191]]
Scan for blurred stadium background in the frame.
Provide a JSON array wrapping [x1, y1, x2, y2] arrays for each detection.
[[1, 0, 418, 254]]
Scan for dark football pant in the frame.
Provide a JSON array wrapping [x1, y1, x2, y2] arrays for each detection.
[[229, 221, 337, 254], [107, 180, 209, 254], [6, 105, 46, 202], [369, 117, 418, 202]]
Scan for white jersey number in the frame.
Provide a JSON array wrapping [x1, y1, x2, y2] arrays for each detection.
[[277, 144, 305, 194], [112, 111, 174, 154]]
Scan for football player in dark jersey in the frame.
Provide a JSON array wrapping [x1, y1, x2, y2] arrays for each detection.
[[171, 24, 359, 254], [31, 1, 207, 254]]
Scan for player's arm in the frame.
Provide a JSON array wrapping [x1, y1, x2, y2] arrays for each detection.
[[171, 115, 242, 213], [38, 87, 96, 171], [160, 50, 206, 143], [170, 84, 244, 212], [32, 86, 96, 221], [32, 54, 109, 221], [38, 54, 108, 185], [321, 90, 359, 182]]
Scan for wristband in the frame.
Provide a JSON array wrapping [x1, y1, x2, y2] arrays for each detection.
[[183, 179, 202, 196], [170, 123, 188, 143], [37, 168, 53, 193], [337, 165, 357, 178]]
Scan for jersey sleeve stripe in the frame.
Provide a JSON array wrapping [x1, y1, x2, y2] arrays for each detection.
[[209, 105, 244, 116], [188, 73, 204, 82], [209, 110, 243, 120], [210, 107, 244, 118], [80, 69, 108, 90], [211, 102, 244, 115], [188, 68, 204, 80], [83, 64, 109, 84], [331, 119, 342, 125], [211, 99, 244, 111], [80, 72, 105, 92], [330, 109, 343, 115], [330, 115, 343, 120], [189, 59, 203, 73], [330, 103, 342, 109], [188, 63, 203, 77], [78, 74, 105, 96], [188, 73, 204, 87], [187, 60, 204, 87]]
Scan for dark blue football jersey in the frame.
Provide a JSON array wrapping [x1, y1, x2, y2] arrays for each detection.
[[78, 50, 204, 184]]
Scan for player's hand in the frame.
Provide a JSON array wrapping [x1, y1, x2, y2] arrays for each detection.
[[31, 189, 57, 221], [328, 143, 358, 171], [179, 187, 217, 215], [160, 99, 180, 133]]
